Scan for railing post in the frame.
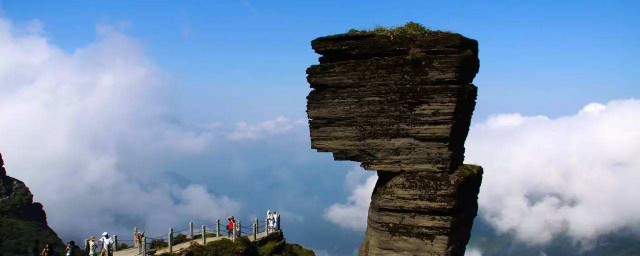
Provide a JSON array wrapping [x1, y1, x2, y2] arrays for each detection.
[[265, 218, 269, 234], [254, 218, 259, 233], [142, 237, 147, 256], [253, 223, 257, 241], [189, 222, 194, 240], [216, 219, 220, 237], [134, 227, 138, 251], [168, 228, 173, 253], [232, 221, 237, 241], [202, 225, 206, 244], [114, 235, 118, 252]]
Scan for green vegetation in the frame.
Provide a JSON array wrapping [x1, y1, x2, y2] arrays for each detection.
[[346, 22, 455, 38], [158, 233, 315, 256], [149, 239, 168, 249], [280, 243, 316, 256], [458, 164, 483, 178], [185, 237, 258, 256], [0, 217, 63, 256], [1, 172, 64, 255], [257, 240, 280, 255], [173, 233, 189, 245], [256, 240, 315, 256]]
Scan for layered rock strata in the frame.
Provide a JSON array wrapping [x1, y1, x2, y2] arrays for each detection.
[[306, 27, 483, 255]]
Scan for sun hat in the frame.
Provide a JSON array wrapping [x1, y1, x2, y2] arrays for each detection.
[[102, 232, 108, 236]]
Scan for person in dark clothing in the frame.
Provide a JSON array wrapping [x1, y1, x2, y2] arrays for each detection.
[[64, 241, 76, 256], [31, 240, 40, 256]]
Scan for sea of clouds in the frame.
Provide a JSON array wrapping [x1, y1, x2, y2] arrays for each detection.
[[467, 99, 640, 245]]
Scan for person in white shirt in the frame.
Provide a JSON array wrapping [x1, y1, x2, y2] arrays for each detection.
[[266, 210, 273, 233], [98, 232, 113, 256], [273, 211, 280, 231]]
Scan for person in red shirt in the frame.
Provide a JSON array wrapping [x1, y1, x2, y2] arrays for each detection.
[[226, 216, 234, 237]]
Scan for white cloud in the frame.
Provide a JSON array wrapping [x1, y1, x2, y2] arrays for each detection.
[[205, 121, 224, 129], [0, 17, 239, 239], [227, 116, 306, 140], [467, 99, 640, 245], [324, 167, 376, 231], [465, 247, 483, 256]]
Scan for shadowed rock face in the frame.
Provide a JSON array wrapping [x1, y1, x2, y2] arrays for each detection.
[[0, 153, 63, 254], [306, 30, 483, 255], [0, 153, 49, 224]]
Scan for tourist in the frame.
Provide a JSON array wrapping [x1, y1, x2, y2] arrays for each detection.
[[273, 211, 280, 231], [227, 216, 234, 237], [88, 236, 98, 256], [63, 241, 75, 256], [98, 232, 113, 256], [134, 231, 145, 254], [40, 243, 54, 256], [266, 210, 273, 233]]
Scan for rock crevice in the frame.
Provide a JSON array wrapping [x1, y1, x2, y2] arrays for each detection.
[[306, 25, 483, 255]]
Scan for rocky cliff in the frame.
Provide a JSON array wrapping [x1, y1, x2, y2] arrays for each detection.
[[0, 153, 63, 255], [305, 23, 483, 256]]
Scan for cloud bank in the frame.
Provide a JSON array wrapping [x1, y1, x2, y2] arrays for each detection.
[[0, 17, 239, 239], [467, 99, 640, 245], [325, 99, 640, 247]]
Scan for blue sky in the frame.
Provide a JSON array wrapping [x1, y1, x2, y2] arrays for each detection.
[[1, 1, 638, 255], [4, 0, 638, 123]]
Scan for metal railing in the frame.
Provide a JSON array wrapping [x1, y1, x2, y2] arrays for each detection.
[[104, 214, 282, 255]]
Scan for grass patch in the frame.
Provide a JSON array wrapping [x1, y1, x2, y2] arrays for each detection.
[[0, 217, 63, 256], [284, 243, 316, 256], [187, 237, 258, 256], [346, 22, 453, 38], [258, 240, 278, 256], [149, 239, 168, 249], [173, 234, 189, 244]]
